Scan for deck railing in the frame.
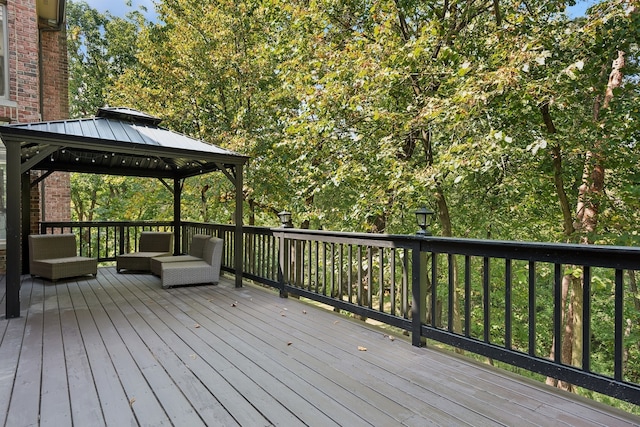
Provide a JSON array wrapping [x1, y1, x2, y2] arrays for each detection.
[[39, 221, 640, 405]]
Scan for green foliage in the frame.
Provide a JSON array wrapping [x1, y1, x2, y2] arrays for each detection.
[[67, 0, 640, 409]]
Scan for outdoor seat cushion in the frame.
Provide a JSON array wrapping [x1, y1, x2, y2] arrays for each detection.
[[117, 251, 173, 272], [150, 254, 201, 276], [31, 257, 98, 282]]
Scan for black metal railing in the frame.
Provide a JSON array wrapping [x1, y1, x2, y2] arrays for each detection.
[[39, 221, 640, 405], [263, 227, 640, 405]]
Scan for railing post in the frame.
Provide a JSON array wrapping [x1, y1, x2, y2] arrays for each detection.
[[412, 241, 427, 347], [277, 231, 289, 298], [119, 225, 125, 255]]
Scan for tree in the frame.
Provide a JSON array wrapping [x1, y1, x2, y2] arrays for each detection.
[[67, 1, 175, 222], [67, 0, 144, 117]]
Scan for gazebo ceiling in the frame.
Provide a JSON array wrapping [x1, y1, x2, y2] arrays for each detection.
[[0, 107, 248, 179]]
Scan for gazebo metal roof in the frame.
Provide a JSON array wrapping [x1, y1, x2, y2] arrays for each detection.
[[2, 107, 248, 179], [1, 107, 248, 318]]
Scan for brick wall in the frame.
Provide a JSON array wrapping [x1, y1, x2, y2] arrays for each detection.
[[39, 25, 70, 224], [0, 0, 40, 122], [0, 1, 70, 274]]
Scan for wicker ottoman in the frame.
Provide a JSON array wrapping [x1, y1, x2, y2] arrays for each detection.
[[150, 234, 212, 276], [160, 237, 223, 288], [151, 254, 200, 276]]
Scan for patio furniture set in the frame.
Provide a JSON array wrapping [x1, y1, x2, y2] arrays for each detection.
[[28, 232, 223, 288]]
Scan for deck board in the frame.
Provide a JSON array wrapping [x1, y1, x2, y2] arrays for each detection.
[[40, 282, 72, 427], [1, 268, 639, 426], [5, 278, 43, 427]]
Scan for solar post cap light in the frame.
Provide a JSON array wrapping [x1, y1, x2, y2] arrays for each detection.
[[415, 207, 435, 236]]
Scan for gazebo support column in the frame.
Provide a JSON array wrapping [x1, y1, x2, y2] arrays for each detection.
[[173, 178, 182, 255], [234, 165, 243, 288], [6, 142, 22, 318], [21, 171, 31, 273]]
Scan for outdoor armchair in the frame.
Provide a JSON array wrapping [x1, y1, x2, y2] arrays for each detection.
[[116, 231, 173, 273], [28, 234, 98, 282]]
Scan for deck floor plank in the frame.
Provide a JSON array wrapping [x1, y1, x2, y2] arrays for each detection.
[[165, 285, 391, 426], [40, 281, 72, 427], [58, 279, 121, 426], [206, 283, 539, 426], [58, 278, 136, 426], [93, 270, 242, 426], [181, 284, 454, 426], [1, 268, 640, 426], [223, 284, 612, 426], [205, 284, 535, 425], [5, 278, 44, 427], [79, 273, 205, 427], [0, 282, 27, 427], [115, 270, 332, 426], [76, 272, 178, 426], [106, 272, 278, 426]]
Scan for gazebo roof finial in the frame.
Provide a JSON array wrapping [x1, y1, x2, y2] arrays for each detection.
[[96, 107, 163, 126]]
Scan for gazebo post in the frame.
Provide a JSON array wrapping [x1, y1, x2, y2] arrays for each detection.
[[21, 170, 31, 273], [234, 165, 243, 288], [5, 141, 22, 318], [173, 178, 182, 255]]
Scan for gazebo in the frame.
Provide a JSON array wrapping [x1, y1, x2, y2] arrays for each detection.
[[0, 107, 249, 318]]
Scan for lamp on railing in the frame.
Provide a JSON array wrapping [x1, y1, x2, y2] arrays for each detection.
[[415, 207, 435, 236], [278, 210, 293, 228]]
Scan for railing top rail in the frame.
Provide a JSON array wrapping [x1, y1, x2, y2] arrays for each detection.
[[272, 228, 419, 249], [41, 220, 174, 227], [272, 227, 640, 269], [419, 237, 640, 270]]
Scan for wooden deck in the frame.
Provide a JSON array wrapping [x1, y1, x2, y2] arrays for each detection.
[[1, 268, 639, 427]]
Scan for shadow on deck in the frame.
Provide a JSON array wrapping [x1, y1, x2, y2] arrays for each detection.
[[1, 268, 638, 426]]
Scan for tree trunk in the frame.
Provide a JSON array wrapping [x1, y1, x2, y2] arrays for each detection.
[[546, 273, 574, 389], [546, 50, 626, 391], [626, 271, 640, 373]]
